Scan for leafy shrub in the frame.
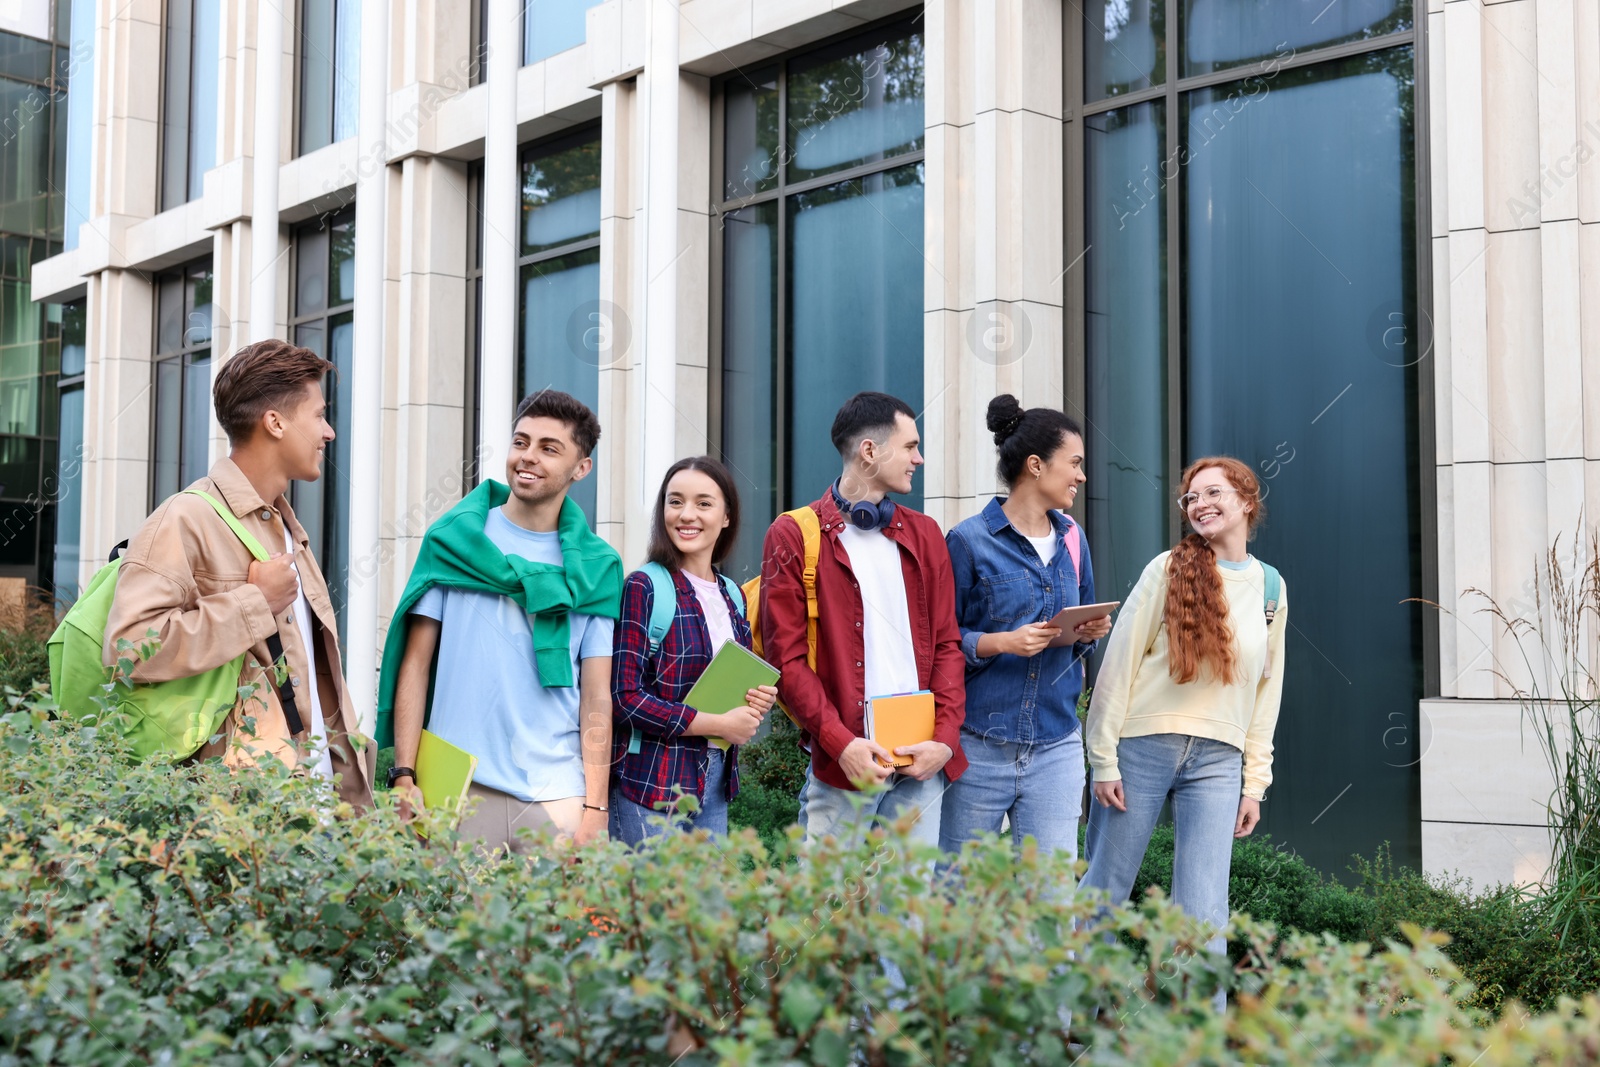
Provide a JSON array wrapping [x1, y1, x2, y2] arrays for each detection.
[[728, 714, 809, 849], [7, 696, 1600, 1065], [0, 591, 56, 694]]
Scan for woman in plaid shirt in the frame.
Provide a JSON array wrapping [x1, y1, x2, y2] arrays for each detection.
[[609, 457, 779, 843]]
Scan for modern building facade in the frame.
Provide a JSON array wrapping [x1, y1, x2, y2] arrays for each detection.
[[24, 0, 1600, 886]]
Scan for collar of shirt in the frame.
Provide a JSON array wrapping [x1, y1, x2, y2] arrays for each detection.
[[208, 456, 312, 550]]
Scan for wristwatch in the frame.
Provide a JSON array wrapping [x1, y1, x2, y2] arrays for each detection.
[[387, 765, 416, 788]]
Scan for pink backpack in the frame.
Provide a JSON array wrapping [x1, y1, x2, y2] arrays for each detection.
[[1062, 515, 1085, 581]]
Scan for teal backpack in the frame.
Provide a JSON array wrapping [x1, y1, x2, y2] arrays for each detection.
[[625, 561, 745, 755], [1260, 562, 1283, 626], [48, 490, 302, 762]]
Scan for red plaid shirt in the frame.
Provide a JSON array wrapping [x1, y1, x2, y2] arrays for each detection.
[[609, 567, 753, 811]]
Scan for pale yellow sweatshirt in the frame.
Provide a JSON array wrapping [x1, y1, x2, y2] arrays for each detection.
[[1084, 551, 1288, 801]]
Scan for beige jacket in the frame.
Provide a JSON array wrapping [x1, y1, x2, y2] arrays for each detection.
[[103, 458, 375, 808]]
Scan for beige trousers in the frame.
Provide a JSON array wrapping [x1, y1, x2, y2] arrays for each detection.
[[459, 782, 584, 855]]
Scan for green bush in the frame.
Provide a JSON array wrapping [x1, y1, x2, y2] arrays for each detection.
[[1132, 827, 1600, 1016], [8, 696, 1600, 1065], [728, 714, 809, 850], [0, 597, 54, 694]]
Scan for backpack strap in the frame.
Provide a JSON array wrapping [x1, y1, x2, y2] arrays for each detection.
[[183, 490, 271, 562], [786, 506, 822, 669], [1061, 514, 1084, 583], [1260, 562, 1282, 626], [182, 490, 303, 735], [640, 562, 678, 655], [632, 562, 678, 756], [719, 574, 746, 617]]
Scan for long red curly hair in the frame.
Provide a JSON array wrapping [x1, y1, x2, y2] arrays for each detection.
[[1164, 456, 1266, 685]]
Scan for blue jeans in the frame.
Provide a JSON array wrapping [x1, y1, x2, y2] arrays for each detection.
[[939, 729, 1085, 860], [1081, 733, 1242, 955], [610, 746, 731, 845], [802, 765, 945, 851]]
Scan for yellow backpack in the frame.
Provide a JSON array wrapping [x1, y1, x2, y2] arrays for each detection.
[[741, 506, 822, 723]]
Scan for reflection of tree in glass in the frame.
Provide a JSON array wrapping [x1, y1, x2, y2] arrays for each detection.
[[521, 141, 601, 216], [784, 31, 924, 182]]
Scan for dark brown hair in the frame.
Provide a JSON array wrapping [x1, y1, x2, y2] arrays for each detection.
[[1164, 456, 1267, 685], [513, 389, 602, 458], [986, 394, 1084, 487], [212, 339, 334, 444], [646, 456, 742, 572]]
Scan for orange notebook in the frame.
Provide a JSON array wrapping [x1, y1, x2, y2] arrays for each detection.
[[865, 690, 935, 768]]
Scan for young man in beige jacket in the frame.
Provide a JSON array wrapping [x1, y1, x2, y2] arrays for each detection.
[[104, 339, 374, 807]]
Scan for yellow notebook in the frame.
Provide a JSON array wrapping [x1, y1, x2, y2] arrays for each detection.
[[415, 729, 478, 823], [865, 690, 935, 768]]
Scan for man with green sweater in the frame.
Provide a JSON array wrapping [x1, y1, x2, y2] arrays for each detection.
[[376, 391, 622, 851]]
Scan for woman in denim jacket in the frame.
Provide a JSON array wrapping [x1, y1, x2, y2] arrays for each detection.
[[939, 395, 1112, 862]]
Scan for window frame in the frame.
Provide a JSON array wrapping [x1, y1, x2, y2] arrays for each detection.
[[287, 207, 355, 629], [1061, 3, 1436, 693], [147, 259, 215, 510], [707, 12, 928, 515], [513, 123, 603, 398]]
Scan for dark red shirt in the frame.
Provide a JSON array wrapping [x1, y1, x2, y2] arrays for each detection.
[[758, 491, 968, 791]]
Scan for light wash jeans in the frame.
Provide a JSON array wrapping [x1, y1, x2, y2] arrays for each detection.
[[802, 765, 945, 851], [938, 729, 1085, 860], [610, 746, 731, 845], [1081, 733, 1242, 961]]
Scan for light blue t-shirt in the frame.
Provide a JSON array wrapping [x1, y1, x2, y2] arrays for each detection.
[[410, 507, 614, 801]]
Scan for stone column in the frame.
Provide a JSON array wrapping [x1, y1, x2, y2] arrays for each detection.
[[921, 0, 1065, 531]]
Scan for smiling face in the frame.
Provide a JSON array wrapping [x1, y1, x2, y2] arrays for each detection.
[[1031, 430, 1086, 511], [663, 468, 730, 561], [1182, 464, 1252, 541], [861, 412, 924, 497], [506, 415, 591, 506], [277, 380, 334, 482]]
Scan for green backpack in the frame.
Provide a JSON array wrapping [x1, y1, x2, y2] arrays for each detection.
[[48, 490, 291, 762]]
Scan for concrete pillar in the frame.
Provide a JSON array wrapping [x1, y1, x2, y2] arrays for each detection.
[[479, 0, 522, 465], [346, 0, 392, 732], [248, 0, 286, 342], [922, 0, 1065, 530]]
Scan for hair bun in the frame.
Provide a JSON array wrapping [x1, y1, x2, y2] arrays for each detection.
[[986, 395, 1026, 445]]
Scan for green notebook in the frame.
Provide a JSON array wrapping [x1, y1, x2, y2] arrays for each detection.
[[684, 640, 781, 750], [416, 729, 478, 826]]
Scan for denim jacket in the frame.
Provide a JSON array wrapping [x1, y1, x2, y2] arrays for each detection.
[[945, 497, 1098, 745]]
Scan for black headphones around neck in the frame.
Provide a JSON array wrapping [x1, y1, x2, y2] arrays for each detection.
[[832, 481, 897, 532]]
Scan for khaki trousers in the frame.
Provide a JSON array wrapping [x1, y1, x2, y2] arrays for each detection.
[[459, 782, 584, 855]]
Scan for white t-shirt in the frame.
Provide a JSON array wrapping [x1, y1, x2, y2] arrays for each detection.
[[1025, 532, 1060, 565], [684, 570, 736, 652], [837, 524, 919, 699], [284, 529, 333, 780]]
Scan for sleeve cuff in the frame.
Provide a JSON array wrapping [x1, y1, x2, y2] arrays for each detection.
[[1243, 782, 1269, 801], [1091, 764, 1120, 783], [233, 584, 278, 646], [817, 720, 858, 763], [961, 630, 989, 669]]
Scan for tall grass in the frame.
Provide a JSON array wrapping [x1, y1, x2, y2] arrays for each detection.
[[1473, 529, 1600, 947]]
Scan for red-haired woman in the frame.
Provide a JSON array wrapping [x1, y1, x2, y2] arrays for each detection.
[[1081, 457, 1288, 965]]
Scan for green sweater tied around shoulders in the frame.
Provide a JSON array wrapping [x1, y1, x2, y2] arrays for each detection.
[[373, 481, 622, 748]]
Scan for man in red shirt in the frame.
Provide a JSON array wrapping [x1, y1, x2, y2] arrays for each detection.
[[759, 392, 968, 848]]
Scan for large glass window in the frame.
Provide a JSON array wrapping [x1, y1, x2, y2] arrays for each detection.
[[160, 0, 220, 210], [715, 19, 926, 582], [150, 262, 214, 504], [0, 18, 70, 589], [52, 300, 84, 600], [517, 130, 600, 522], [298, 0, 359, 155], [289, 209, 354, 632], [1072, 8, 1422, 875], [62, 0, 94, 249], [522, 0, 604, 66]]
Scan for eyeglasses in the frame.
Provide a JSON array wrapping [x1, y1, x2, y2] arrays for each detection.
[[1178, 485, 1240, 510]]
